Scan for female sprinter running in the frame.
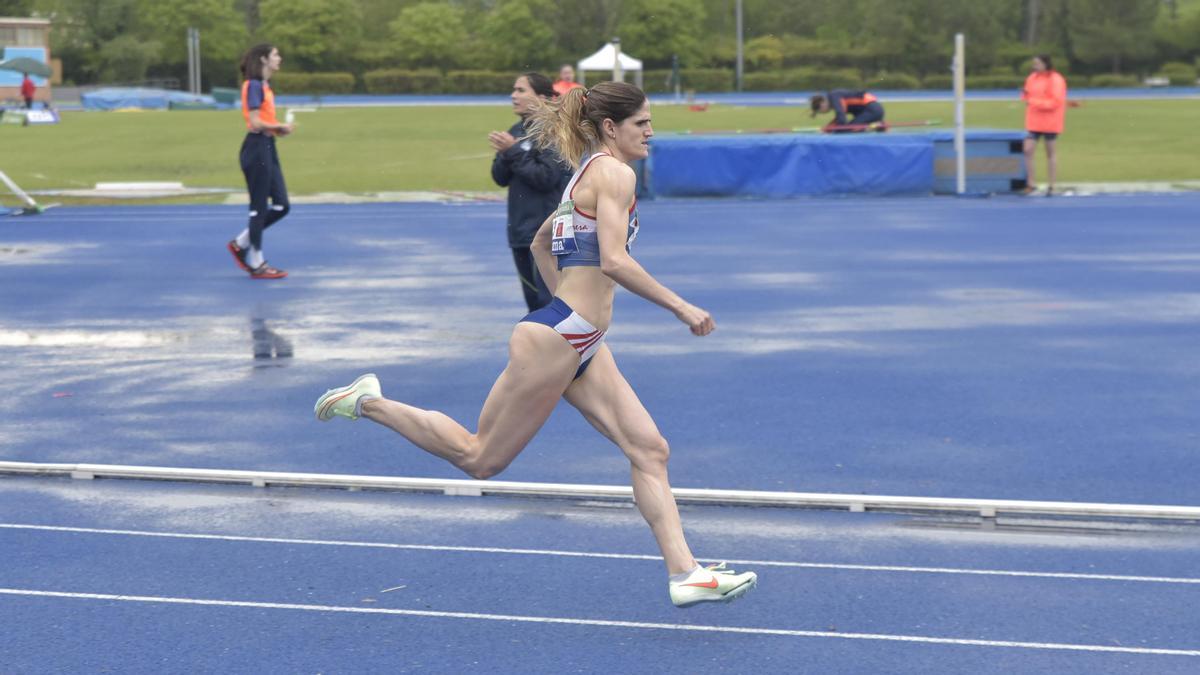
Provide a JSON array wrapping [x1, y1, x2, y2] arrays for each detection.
[[315, 82, 756, 608], [227, 43, 294, 279]]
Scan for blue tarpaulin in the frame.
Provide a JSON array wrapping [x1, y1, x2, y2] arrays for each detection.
[[642, 130, 1027, 198], [645, 134, 935, 198], [81, 88, 216, 111]]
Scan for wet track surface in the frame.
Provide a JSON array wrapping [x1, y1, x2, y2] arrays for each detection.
[[2, 196, 1200, 672], [2, 197, 1199, 503]]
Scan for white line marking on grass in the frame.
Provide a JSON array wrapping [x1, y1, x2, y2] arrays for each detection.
[[0, 588, 1196, 656], [4, 523, 1198, 585]]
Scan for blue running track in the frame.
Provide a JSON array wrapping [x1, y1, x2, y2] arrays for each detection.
[[2, 195, 1199, 672]]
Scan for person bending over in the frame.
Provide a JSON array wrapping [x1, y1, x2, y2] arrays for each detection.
[[810, 90, 886, 133]]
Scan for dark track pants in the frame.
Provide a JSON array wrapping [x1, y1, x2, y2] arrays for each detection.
[[240, 133, 290, 250]]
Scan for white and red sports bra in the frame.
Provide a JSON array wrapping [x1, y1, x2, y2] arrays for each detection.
[[552, 152, 639, 269]]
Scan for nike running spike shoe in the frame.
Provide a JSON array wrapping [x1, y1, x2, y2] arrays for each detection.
[[669, 562, 757, 608], [314, 373, 382, 421]]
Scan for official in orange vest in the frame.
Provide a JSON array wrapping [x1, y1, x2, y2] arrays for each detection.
[[226, 43, 295, 279], [1021, 54, 1068, 196], [810, 90, 885, 133]]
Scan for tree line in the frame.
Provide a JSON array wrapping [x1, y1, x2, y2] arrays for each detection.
[[3, 0, 1197, 88]]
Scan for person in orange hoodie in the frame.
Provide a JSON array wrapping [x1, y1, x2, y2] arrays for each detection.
[[1021, 55, 1067, 196]]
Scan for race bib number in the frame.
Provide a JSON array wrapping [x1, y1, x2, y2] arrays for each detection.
[[551, 200, 577, 255]]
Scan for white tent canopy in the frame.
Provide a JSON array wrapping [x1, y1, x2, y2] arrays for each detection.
[[576, 43, 643, 88]]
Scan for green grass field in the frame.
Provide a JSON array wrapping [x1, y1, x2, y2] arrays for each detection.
[[1, 98, 1197, 203]]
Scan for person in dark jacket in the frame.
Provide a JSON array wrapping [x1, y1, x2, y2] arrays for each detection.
[[810, 90, 885, 133], [490, 72, 571, 311]]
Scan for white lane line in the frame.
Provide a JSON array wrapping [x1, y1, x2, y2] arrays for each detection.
[[4, 523, 1198, 585], [1, 588, 1196, 657]]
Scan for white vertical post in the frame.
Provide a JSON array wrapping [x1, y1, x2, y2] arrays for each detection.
[[953, 33, 966, 195], [186, 27, 202, 94], [186, 28, 194, 92], [735, 0, 744, 92], [672, 54, 681, 102], [194, 29, 202, 93], [612, 37, 623, 83], [186, 28, 196, 93]]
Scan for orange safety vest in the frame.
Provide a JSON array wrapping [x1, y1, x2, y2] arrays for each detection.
[[241, 79, 279, 132], [837, 92, 877, 111]]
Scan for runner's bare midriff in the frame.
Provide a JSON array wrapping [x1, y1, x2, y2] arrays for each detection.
[[555, 266, 615, 332]]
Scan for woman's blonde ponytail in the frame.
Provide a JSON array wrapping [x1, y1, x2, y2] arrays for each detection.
[[528, 86, 595, 170]]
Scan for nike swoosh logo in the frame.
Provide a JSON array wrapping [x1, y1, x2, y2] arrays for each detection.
[[684, 577, 719, 589]]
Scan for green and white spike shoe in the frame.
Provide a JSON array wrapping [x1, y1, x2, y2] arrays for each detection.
[[314, 373, 382, 421]]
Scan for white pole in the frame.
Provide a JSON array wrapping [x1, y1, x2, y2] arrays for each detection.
[[0, 170, 39, 208], [953, 33, 966, 195], [187, 28, 199, 93], [612, 37, 623, 83], [186, 28, 193, 92], [194, 29, 202, 94], [735, 0, 744, 92]]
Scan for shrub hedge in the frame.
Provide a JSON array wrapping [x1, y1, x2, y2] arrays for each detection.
[[270, 72, 356, 95], [642, 70, 677, 93], [921, 74, 953, 89], [731, 67, 864, 92], [967, 74, 1027, 89], [641, 68, 735, 93], [740, 71, 791, 91], [1089, 73, 1140, 88], [269, 67, 1160, 95], [864, 72, 921, 90], [681, 68, 735, 92], [444, 70, 515, 94], [362, 69, 442, 94], [1156, 62, 1197, 86]]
